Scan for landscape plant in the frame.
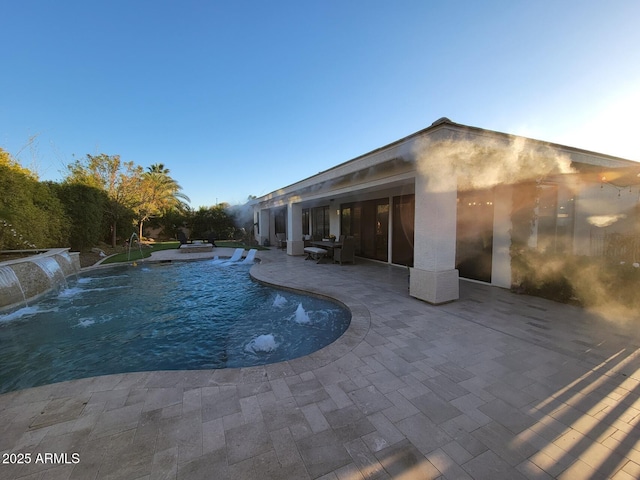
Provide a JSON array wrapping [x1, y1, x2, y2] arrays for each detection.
[[0, 148, 68, 250]]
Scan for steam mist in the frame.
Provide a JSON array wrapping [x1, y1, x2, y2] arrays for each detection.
[[227, 202, 256, 241], [413, 135, 639, 322], [413, 136, 574, 193]]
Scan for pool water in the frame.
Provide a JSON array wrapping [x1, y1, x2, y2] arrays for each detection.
[[0, 260, 351, 394]]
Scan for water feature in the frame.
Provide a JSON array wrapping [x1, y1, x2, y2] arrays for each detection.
[[245, 334, 278, 354], [127, 232, 143, 262], [57, 250, 78, 280], [273, 293, 288, 307], [0, 249, 81, 310], [294, 302, 311, 324], [31, 256, 68, 291], [0, 266, 27, 308], [0, 260, 351, 393]]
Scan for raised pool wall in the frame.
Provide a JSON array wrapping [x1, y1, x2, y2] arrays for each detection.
[[0, 248, 81, 311]]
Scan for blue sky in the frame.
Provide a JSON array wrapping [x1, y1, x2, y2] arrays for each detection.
[[1, 1, 639, 208]]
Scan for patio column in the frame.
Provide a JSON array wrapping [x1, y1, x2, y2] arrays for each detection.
[[410, 173, 459, 304], [491, 184, 513, 289], [287, 202, 304, 255]]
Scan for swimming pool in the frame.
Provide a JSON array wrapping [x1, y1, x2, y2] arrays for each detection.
[[0, 260, 351, 393]]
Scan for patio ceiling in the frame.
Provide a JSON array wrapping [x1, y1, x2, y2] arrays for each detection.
[[597, 165, 640, 188]]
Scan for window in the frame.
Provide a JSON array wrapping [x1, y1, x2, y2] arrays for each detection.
[[456, 188, 494, 283], [274, 208, 286, 235], [392, 195, 414, 266], [312, 206, 330, 238], [537, 183, 574, 254], [302, 208, 309, 236], [341, 206, 351, 236], [340, 199, 388, 261], [375, 203, 389, 261]]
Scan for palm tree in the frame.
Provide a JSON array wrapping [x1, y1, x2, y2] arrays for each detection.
[[136, 164, 190, 238]]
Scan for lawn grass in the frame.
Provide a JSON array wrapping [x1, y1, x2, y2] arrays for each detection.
[[215, 240, 268, 250], [101, 241, 180, 264], [101, 240, 267, 264]]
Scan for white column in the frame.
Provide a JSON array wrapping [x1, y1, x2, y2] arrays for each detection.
[[287, 202, 304, 255], [492, 185, 513, 288], [409, 173, 459, 304]]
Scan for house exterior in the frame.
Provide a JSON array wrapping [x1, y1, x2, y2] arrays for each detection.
[[251, 118, 640, 304]]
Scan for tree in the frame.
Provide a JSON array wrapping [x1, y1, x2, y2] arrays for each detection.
[[65, 154, 142, 247], [147, 205, 192, 241], [190, 204, 236, 240], [135, 163, 190, 238], [0, 147, 35, 177], [52, 183, 108, 251], [0, 148, 68, 249]]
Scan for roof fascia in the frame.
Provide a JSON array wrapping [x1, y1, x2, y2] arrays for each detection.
[[253, 118, 639, 205]]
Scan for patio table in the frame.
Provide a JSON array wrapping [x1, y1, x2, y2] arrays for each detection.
[[310, 240, 342, 260], [310, 240, 342, 248]]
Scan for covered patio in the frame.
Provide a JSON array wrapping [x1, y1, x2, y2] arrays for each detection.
[[252, 118, 640, 306]]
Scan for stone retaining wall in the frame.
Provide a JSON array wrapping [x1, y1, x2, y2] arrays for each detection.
[[0, 248, 81, 311]]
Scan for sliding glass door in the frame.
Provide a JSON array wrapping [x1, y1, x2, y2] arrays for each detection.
[[341, 199, 389, 262], [392, 195, 414, 266], [456, 188, 494, 283]]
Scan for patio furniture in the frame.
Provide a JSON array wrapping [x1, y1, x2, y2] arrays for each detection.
[[303, 234, 313, 247], [310, 240, 342, 260], [333, 236, 355, 265], [241, 248, 258, 264], [303, 246, 327, 263], [207, 232, 218, 247], [179, 242, 213, 253], [275, 233, 287, 250], [310, 240, 341, 247], [222, 248, 244, 263]]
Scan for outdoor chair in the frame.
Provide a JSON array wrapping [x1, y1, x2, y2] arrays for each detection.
[[275, 233, 287, 250], [207, 232, 217, 247], [220, 248, 244, 264], [241, 248, 258, 264], [333, 236, 355, 265], [303, 234, 313, 247]]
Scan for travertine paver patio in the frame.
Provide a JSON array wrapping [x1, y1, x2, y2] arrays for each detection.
[[1, 248, 639, 479]]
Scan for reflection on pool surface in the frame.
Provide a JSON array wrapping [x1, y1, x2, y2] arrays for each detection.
[[0, 260, 351, 393]]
